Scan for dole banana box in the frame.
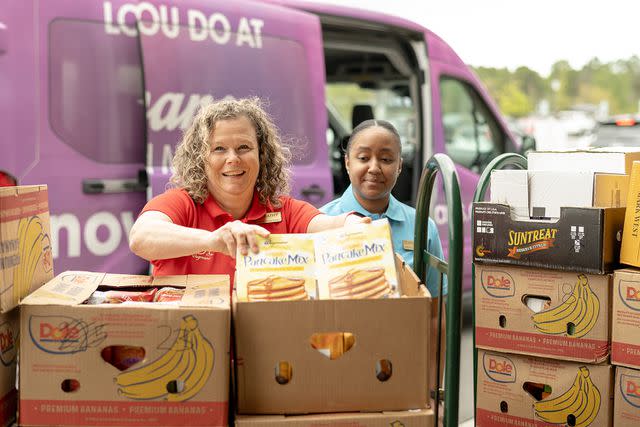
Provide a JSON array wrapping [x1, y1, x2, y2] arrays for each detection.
[[234, 408, 434, 426], [614, 366, 640, 426], [19, 271, 230, 427], [315, 219, 399, 299], [236, 234, 316, 301], [0, 185, 53, 313], [476, 349, 613, 427], [473, 202, 625, 274], [475, 264, 612, 363], [611, 268, 640, 369], [234, 255, 431, 414], [0, 309, 19, 427]]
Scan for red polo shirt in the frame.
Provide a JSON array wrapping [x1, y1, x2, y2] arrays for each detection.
[[140, 189, 321, 285]]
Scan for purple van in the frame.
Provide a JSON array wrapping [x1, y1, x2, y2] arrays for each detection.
[[0, 0, 519, 289]]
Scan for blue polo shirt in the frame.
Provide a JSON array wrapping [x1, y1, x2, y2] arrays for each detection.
[[321, 185, 447, 297]]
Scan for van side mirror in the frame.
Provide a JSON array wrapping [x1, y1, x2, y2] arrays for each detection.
[[520, 135, 536, 156], [0, 22, 7, 55]]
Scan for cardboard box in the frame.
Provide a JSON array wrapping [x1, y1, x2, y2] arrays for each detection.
[[475, 264, 611, 363], [473, 202, 625, 274], [611, 268, 640, 369], [234, 256, 430, 414], [527, 149, 640, 175], [234, 408, 434, 426], [621, 161, 640, 267], [19, 272, 231, 426], [0, 185, 53, 312], [476, 349, 613, 427], [490, 170, 628, 219], [0, 309, 19, 427], [614, 366, 640, 426]]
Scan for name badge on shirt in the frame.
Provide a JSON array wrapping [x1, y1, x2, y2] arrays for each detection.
[[402, 240, 414, 251], [257, 212, 282, 224]]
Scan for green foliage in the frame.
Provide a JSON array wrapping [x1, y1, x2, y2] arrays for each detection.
[[472, 56, 640, 116]]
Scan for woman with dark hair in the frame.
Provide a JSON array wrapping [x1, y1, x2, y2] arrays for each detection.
[[321, 119, 446, 297], [129, 97, 368, 286]]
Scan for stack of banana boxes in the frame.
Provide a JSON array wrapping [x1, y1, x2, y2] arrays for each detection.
[[0, 185, 54, 427], [473, 149, 640, 427], [233, 219, 435, 426]]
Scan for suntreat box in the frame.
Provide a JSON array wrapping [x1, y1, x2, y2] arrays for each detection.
[[19, 272, 230, 426], [611, 268, 640, 369], [614, 366, 640, 426], [0, 185, 53, 312], [235, 408, 434, 426], [473, 202, 625, 274], [475, 264, 612, 363], [234, 255, 430, 414], [476, 350, 613, 427], [0, 309, 19, 427]]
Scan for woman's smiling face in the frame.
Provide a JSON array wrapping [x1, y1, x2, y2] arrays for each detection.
[[345, 125, 402, 203], [206, 115, 260, 201]]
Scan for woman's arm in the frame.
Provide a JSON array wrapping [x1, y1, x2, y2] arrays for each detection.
[[129, 211, 270, 260], [306, 212, 371, 233]]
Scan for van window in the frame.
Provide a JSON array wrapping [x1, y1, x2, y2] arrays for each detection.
[[49, 20, 146, 164], [440, 77, 503, 172]]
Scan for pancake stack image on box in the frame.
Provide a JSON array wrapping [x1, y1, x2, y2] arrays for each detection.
[[246, 276, 308, 301], [327, 267, 391, 299]]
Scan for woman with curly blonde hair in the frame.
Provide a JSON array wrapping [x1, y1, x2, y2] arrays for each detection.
[[130, 98, 368, 286]]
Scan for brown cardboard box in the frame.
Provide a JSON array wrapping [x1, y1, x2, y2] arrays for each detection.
[[0, 185, 53, 312], [594, 173, 629, 208], [614, 365, 640, 426], [19, 272, 231, 426], [476, 350, 613, 427], [611, 268, 640, 369], [234, 408, 434, 426], [621, 161, 640, 267], [473, 202, 625, 274], [0, 309, 18, 427], [475, 264, 611, 363], [234, 256, 430, 414]]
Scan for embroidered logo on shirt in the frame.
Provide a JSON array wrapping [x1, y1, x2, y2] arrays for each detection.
[[192, 250, 214, 261]]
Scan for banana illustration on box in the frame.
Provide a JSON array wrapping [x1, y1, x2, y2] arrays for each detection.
[[116, 315, 214, 401], [13, 216, 52, 306], [534, 366, 600, 426], [531, 274, 600, 338]]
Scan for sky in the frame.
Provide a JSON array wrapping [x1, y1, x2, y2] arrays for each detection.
[[307, 0, 640, 76]]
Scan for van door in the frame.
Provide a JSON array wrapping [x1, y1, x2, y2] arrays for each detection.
[[3, 1, 149, 274], [134, 0, 330, 206]]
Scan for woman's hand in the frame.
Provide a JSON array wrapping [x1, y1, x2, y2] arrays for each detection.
[[210, 220, 270, 258], [344, 212, 372, 227]]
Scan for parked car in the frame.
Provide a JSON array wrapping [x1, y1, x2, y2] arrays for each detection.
[[592, 115, 640, 148]]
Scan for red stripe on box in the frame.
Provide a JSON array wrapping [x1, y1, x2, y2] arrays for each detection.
[[612, 341, 640, 368], [0, 189, 48, 222], [476, 408, 545, 427], [476, 327, 609, 361], [20, 400, 227, 426], [0, 389, 17, 426]]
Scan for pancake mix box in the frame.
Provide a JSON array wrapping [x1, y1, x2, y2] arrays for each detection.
[[236, 234, 316, 301], [315, 219, 398, 299]]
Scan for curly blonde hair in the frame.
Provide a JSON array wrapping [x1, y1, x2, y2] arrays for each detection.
[[171, 97, 291, 207]]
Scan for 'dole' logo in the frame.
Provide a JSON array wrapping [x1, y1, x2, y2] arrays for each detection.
[[0, 321, 17, 367], [621, 374, 640, 408], [619, 280, 640, 311], [482, 353, 516, 383], [29, 316, 85, 354], [480, 270, 515, 298]]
